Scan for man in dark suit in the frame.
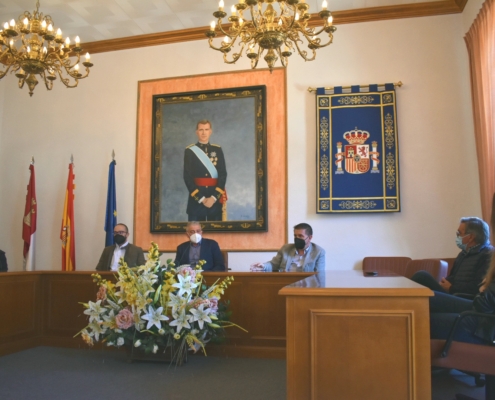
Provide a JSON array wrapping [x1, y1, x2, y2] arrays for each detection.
[[183, 120, 227, 221], [0, 249, 7, 272], [174, 221, 225, 271], [96, 223, 145, 271]]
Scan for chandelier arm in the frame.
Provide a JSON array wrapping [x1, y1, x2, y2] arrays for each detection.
[[248, 5, 260, 30], [0, 63, 13, 79], [291, 36, 316, 62], [216, 18, 235, 39], [207, 36, 238, 54], [41, 71, 53, 91], [18, 76, 26, 89], [222, 43, 244, 65], [277, 47, 288, 68]]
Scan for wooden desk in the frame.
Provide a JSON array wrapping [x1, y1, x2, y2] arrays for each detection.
[[0, 271, 312, 358], [279, 271, 433, 400]]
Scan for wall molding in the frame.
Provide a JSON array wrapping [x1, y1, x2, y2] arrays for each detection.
[[81, 0, 466, 55]]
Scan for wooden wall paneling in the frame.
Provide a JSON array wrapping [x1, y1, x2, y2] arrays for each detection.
[[0, 273, 42, 356], [0, 271, 311, 358]]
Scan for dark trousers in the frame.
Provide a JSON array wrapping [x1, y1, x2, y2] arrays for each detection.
[[429, 291, 486, 344], [188, 207, 222, 221], [410, 270, 447, 293]]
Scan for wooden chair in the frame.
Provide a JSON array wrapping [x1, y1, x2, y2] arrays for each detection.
[[362, 256, 411, 275], [221, 250, 229, 271], [404, 259, 448, 281], [431, 311, 495, 400]]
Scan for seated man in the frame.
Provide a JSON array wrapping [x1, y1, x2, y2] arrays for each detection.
[[0, 249, 7, 272], [96, 223, 145, 271], [174, 221, 225, 271], [411, 217, 493, 296], [250, 223, 325, 272]]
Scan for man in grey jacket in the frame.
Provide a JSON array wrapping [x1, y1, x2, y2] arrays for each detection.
[[250, 223, 325, 272]]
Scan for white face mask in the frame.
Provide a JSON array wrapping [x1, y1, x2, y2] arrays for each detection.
[[190, 233, 202, 244]]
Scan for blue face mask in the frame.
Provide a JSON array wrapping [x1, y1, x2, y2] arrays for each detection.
[[456, 235, 468, 251]]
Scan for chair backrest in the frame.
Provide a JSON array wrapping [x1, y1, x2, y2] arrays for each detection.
[[221, 250, 229, 271], [362, 256, 411, 275], [404, 259, 448, 281], [439, 257, 456, 276]]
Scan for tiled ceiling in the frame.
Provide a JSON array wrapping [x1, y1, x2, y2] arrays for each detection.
[[0, 0, 446, 43]]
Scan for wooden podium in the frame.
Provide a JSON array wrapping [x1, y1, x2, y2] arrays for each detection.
[[279, 271, 433, 400]]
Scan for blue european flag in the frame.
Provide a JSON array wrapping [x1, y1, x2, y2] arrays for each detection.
[[104, 160, 117, 246]]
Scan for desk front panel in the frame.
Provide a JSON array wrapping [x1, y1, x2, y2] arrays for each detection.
[[284, 293, 431, 400], [0, 271, 311, 358]]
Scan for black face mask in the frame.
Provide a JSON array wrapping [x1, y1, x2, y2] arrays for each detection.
[[114, 234, 126, 245], [294, 238, 306, 250]]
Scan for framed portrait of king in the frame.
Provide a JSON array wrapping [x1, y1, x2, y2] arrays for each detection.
[[150, 85, 267, 233]]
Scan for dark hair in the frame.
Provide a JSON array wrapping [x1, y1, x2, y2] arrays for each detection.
[[115, 223, 129, 233], [294, 223, 313, 236], [461, 217, 489, 245]]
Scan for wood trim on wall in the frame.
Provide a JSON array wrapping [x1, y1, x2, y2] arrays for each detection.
[[81, 0, 467, 55]]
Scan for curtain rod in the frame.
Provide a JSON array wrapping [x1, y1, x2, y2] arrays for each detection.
[[308, 81, 403, 93]]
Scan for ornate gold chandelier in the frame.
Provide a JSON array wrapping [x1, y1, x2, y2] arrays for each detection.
[[206, 0, 336, 72], [0, 1, 93, 96]]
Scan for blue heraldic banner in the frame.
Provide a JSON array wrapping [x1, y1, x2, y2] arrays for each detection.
[[316, 83, 400, 213]]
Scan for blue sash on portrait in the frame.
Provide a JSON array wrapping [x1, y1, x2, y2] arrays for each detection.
[[316, 84, 400, 213], [189, 145, 219, 178]]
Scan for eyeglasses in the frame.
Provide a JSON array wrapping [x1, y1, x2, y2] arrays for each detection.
[[187, 230, 202, 235], [114, 231, 127, 235], [456, 231, 470, 237]]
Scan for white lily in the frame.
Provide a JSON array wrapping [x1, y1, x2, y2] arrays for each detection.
[[141, 305, 169, 330], [189, 304, 213, 329], [83, 300, 105, 322], [88, 320, 107, 341], [169, 308, 192, 333], [172, 274, 198, 297]]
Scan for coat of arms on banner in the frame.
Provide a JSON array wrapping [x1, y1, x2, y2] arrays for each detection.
[[315, 83, 400, 213], [335, 129, 380, 175]]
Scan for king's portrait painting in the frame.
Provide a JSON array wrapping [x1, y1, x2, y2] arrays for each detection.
[[150, 86, 267, 233]]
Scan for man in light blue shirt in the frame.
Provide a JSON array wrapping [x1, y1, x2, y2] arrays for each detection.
[[251, 223, 326, 272]]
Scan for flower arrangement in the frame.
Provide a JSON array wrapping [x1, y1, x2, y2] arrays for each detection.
[[76, 242, 242, 364]]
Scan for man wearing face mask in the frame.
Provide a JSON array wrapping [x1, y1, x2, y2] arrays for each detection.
[[250, 223, 326, 272], [95, 223, 146, 271], [174, 221, 225, 271], [411, 217, 493, 295]]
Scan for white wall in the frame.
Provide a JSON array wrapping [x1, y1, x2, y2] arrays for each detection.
[[0, 13, 481, 272], [463, 0, 485, 32]]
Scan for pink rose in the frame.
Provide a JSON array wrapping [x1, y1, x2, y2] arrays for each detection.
[[208, 297, 219, 312], [96, 285, 107, 301], [178, 266, 196, 281], [115, 309, 134, 329]]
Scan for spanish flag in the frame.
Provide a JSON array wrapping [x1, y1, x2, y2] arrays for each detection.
[[61, 163, 75, 271]]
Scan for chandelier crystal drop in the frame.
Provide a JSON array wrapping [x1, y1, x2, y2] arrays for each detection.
[[0, 1, 93, 96], [206, 0, 336, 72]]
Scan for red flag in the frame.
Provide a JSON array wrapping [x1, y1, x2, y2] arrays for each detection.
[[22, 164, 37, 271], [61, 163, 76, 271]]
